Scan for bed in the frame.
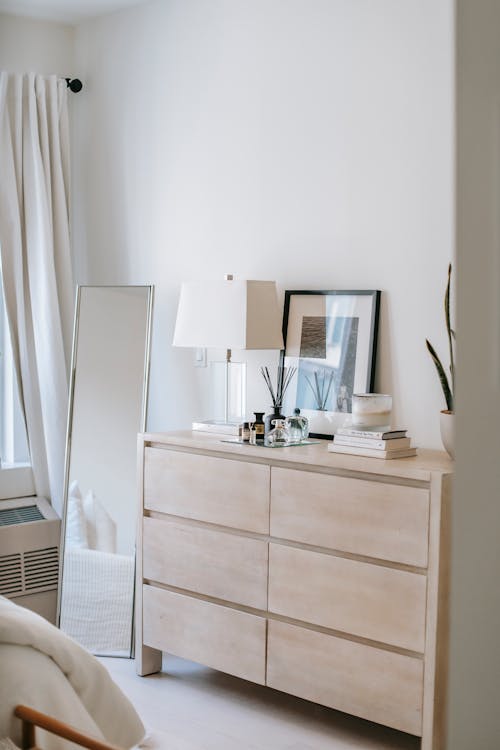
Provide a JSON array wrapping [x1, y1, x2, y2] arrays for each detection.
[[0, 596, 145, 750]]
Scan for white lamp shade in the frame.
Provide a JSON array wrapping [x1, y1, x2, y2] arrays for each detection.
[[173, 279, 284, 350]]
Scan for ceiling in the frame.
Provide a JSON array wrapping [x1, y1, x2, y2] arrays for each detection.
[[0, 0, 151, 24]]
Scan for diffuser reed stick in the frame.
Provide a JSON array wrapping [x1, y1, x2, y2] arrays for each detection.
[[260, 365, 297, 408]]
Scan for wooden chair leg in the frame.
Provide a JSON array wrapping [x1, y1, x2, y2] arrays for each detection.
[[14, 706, 123, 750], [20, 715, 36, 750]]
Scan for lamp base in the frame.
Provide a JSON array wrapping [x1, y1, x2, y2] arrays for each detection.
[[210, 360, 246, 424], [192, 420, 240, 436]]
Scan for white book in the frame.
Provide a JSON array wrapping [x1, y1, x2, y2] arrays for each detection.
[[192, 420, 240, 436], [335, 426, 407, 440], [334, 436, 411, 450], [328, 443, 417, 459]]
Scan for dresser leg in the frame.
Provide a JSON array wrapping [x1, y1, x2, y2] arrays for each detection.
[[136, 645, 162, 676]]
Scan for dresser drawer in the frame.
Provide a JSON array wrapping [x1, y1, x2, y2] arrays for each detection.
[[267, 620, 423, 736], [144, 447, 270, 533], [142, 585, 266, 684], [143, 516, 268, 609], [268, 544, 426, 652], [270, 467, 429, 567]]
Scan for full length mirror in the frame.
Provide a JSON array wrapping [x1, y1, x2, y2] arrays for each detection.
[[58, 285, 153, 656]]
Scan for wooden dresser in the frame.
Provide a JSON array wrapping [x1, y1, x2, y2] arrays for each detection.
[[136, 431, 452, 749]]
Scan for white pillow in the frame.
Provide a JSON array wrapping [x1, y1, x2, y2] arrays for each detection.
[[65, 481, 89, 548], [83, 490, 117, 554], [83, 489, 97, 550], [69, 478, 82, 500]]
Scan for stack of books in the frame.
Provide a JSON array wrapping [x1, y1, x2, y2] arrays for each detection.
[[328, 426, 417, 459]]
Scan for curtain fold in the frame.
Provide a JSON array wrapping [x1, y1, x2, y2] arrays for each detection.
[[0, 72, 74, 516]]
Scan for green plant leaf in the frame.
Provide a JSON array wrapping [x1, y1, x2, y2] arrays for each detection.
[[426, 339, 454, 411], [444, 263, 455, 397]]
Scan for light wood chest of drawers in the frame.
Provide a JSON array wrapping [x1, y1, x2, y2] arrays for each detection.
[[136, 431, 453, 748]]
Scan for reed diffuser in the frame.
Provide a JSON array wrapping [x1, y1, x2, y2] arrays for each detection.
[[260, 365, 297, 437]]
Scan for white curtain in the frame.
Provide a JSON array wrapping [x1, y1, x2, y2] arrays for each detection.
[[0, 72, 74, 516]]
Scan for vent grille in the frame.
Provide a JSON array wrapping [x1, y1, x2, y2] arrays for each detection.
[[24, 547, 59, 590], [0, 506, 44, 526], [0, 547, 58, 596], [0, 553, 23, 595]]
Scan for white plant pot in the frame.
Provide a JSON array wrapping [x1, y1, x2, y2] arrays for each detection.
[[440, 410, 455, 459]]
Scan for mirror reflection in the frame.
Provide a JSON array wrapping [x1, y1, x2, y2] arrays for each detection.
[[59, 285, 153, 656]]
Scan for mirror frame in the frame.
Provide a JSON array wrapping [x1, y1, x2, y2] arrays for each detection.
[[57, 284, 154, 658]]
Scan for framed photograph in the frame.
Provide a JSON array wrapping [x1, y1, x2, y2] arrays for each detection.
[[280, 290, 381, 439]]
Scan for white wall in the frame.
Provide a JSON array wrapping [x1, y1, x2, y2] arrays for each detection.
[[71, 0, 454, 446], [0, 12, 74, 74], [447, 1, 500, 747]]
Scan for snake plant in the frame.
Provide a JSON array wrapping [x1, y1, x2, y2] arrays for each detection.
[[426, 263, 455, 412]]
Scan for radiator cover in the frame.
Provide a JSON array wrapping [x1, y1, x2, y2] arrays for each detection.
[[0, 497, 60, 621]]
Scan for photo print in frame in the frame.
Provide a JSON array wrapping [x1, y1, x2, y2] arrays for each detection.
[[280, 290, 381, 439]]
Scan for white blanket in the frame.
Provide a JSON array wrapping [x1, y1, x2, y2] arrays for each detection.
[[0, 596, 145, 750], [60, 547, 134, 653]]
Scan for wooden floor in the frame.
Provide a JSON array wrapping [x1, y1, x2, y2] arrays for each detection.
[[100, 655, 420, 750]]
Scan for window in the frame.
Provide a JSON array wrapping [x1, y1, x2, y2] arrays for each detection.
[[0, 266, 34, 499]]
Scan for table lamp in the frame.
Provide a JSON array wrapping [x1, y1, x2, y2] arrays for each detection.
[[173, 274, 284, 429]]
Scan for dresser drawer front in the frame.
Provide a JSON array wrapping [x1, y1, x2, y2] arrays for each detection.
[[268, 544, 426, 652], [267, 621, 423, 736], [143, 516, 268, 609], [144, 447, 270, 533], [143, 585, 266, 684], [270, 467, 429, 567]]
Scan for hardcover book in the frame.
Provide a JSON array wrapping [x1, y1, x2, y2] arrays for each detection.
[[328, 443, 417, 459], [335, 427, 407, 440], [333, 436, 411, 450]]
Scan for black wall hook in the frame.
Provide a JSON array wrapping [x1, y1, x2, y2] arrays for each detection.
[[66, 78, 83, 93]]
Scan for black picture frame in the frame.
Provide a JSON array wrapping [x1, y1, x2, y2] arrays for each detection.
[[280, 290, 381, 440]]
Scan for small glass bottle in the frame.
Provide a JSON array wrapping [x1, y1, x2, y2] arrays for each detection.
[[252, 412, 265, 444], [296, 407, 309, 439], [267, 418, 290, 446], [249, 422, 257, 444], [264, 405, 285, 438], [241, 421, 250, 442], [285, 407, 309, 442]]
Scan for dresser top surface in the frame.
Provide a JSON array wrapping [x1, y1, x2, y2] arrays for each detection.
[[141, 431, 453, 483]]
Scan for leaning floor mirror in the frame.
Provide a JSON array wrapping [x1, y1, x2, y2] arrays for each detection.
[[58, 285, 154, 657]]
